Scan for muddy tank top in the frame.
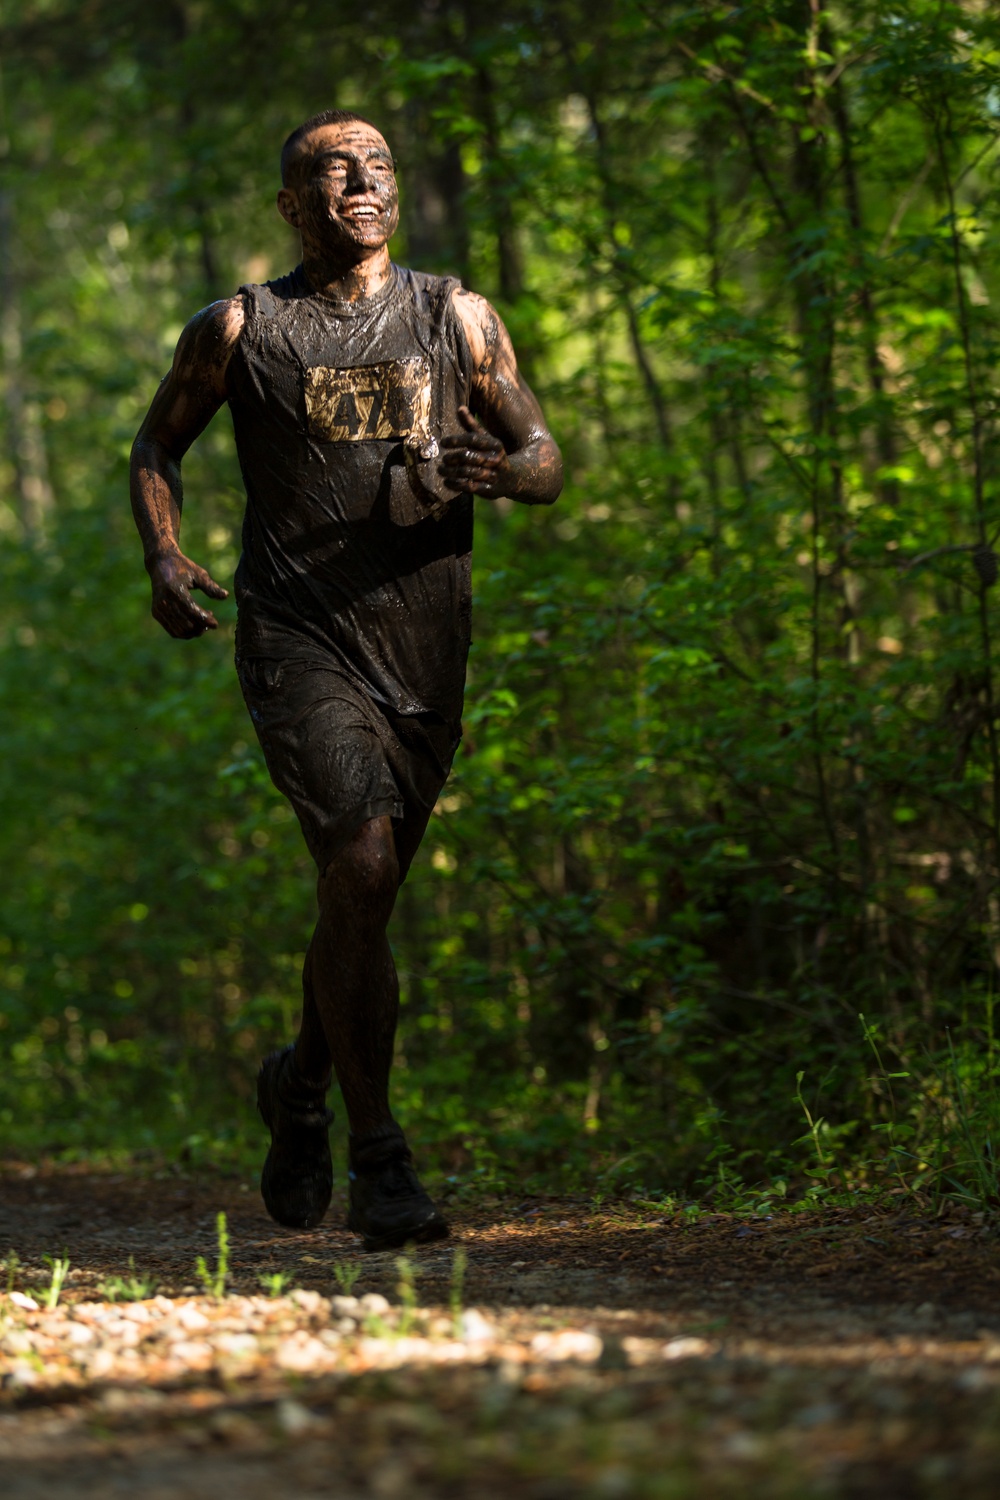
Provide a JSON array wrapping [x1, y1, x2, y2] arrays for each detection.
[[228, 263, 475, 729]]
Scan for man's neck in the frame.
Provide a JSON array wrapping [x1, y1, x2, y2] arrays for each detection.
[[301, 246, 393, 303]]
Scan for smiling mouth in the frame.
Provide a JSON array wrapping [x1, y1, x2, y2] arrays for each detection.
[[339, 203, 382, 222]]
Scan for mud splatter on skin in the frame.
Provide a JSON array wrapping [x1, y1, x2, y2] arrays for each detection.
[[128, 117, 565, 1238], [130, 116, 562, 635], [278, 123, 400, 305], [443, 290, 562, 502], [130, 299, 243, 638]]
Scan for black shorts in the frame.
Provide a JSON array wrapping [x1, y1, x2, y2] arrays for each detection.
[[236, 655, 459, 880]]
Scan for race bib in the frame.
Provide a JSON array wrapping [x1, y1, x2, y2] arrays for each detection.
[[305, 358, 432, 443]]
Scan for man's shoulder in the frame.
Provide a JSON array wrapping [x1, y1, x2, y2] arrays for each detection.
[[239, 265, 308, 309], [392, 264, 463, 310], [171, 297, 245, 377]]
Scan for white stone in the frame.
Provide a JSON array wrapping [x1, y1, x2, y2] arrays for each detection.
[[9, 1292, 38, 1311], [103, 1319, 141, 1347], [176, 1305, 210, 1332], [276, 1398, 315, 1435], [460, 1309, 495, 1344], [330, 1295, 360, 1317], [662, 1336, 711, 1360], [359, 1293, 390, 1316], [291, 1290, 326, 1314], [168, 1339, 214, 1366], [275, 1334, 334, 1372], [531, 1330, 602, 1362], [214, 1333, 258, 1359]]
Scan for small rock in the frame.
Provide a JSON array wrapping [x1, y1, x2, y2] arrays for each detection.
[[1, 1332, 34, 1356], [5, 1362, 40, 1389], [956, 1367, 991, 1393], [330, 1295, 360, 1317], [99, 1387, 135, 1412], [215, 1333, 258, 1360], [291, 1289, 325, 1315], [65, 1323, 94, 1347], [460, 1309, 495, 1344], [276, 1398, 316, 1435], [793, 1402, 842, 1428], [662, 1336, 711, 1360], [370, 1458, 409, 1497], [359, 1293, 390, 1317], [275, 1334, 333, 1372], [9, 1292, 38, 1311], [531, 1330, 602, 1362], [335, 1317, 357, 1335], [176, 1306, 210, 1333], [722, 1430, 764, 1460], [169, 1339, 214, 1366], [104, 1320, 141, 1347]]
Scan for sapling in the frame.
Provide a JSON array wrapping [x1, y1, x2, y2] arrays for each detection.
[[396, 1253, 417, 1336], [99, 1256, 155, 1303], [195, 1211, 229, 1299], [450, 1246, 467, 1337], [42, 1254, 70, 1310], [258, 1271, 291, 1298], [333, 1260, 361, 1296]]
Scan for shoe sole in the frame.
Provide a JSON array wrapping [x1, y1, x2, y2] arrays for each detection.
[[349, 1211, 450, 1254], [257, 1048, 333, 1230]]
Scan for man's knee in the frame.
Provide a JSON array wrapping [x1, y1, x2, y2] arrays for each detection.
[[320, 816, 398, 916]]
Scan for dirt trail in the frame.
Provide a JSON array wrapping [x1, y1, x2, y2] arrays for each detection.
[[1, 1166, 999, 1497]]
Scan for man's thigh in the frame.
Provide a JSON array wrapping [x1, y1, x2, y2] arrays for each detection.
[[237, 657, 456, 880]]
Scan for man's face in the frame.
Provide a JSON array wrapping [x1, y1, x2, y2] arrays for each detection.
[[280, 121, 399, 257]]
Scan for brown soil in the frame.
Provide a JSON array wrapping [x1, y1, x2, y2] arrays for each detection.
[[2, 1164, 999, 1497]]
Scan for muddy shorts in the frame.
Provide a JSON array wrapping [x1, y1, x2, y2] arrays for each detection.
[[236, 655, 459, 880]]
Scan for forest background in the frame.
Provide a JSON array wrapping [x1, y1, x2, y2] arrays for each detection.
[[2, 0, 1000, 1212]]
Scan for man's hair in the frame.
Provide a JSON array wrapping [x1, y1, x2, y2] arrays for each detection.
[[280, 110, 379, 186]]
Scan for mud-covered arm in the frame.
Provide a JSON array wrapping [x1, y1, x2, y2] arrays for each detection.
[[440, 289, 563, 504], [130, 298, 243, 638]]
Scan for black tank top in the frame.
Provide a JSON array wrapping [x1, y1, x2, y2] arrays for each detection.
[[228, 263, 475, 730]]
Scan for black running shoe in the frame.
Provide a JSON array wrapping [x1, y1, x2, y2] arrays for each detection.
[[256, 1045, 334, 1229], [347, 1126, 449, 1252]]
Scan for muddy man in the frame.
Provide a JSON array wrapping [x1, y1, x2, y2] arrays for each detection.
[[130, 111, 562, 1250]]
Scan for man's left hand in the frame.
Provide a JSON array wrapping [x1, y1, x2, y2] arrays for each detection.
[[439, 407, 512, 498]]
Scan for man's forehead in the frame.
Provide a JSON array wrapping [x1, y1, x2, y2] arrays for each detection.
[[301, 122, 392, 160]]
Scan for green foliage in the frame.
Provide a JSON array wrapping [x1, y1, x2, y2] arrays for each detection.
[[2, 1, 1000, 1207], [4, 1253, 21, 1297], [258, 1270, 291, 1299], [396, 1254, 418, 1337], [99, 1256, 156, 1303], [194, 1212, 229, 1300], [40, 1254, 70, 1310], [333, 1260, 362, 1297]]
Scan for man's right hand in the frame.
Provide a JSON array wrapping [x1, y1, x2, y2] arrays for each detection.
[[148, 550, 229, 639]]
